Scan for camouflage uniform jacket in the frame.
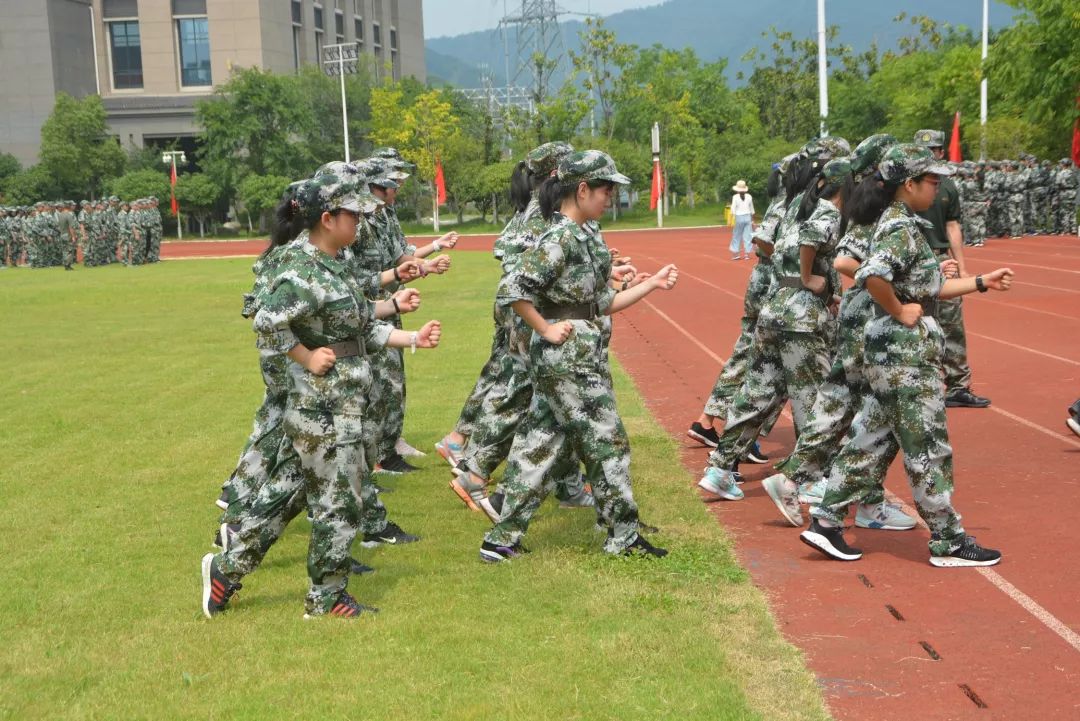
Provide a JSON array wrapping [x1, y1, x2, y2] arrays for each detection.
[[832, 223, 876, 361], [347, 213, 389, 298], [496, 197, 549, 275], [857, 201, 944, 368], [384, 206, 417, 256], [253, 234, 394, 414], [500, 212, 616, 377], [758, 197, 841, 334]]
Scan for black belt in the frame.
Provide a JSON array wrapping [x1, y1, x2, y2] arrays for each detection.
[[536, 302, 600, 320], [874, 298, 938, 319], [323, 340, 367, 358], [777, 276, 831, 301]]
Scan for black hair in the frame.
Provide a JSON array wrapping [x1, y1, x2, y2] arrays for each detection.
[[267, 188, 306, 254], [766, 166, 782, 200], [782, 154, 822, 208], [846, 173, 902, 226], [510, 161, 535, 214], [796, 172, 855, 237], [538, 176, 615, 221]]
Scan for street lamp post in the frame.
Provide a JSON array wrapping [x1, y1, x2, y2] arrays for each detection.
[[323, 43, 360, 163], [651, 122, 662, 229], [161, 150, 186, 240]]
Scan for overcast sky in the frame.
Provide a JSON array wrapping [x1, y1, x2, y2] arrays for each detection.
[[423, 0, 662, 39]]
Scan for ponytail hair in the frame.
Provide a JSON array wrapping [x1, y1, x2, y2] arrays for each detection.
[[267, 186, 305, 254], [782, 154, 821, 207], [766, 166, 782, 200], [846, 173, 901, 226], [538, 176, 567, 221], [796, 172, 855, 238], [510, 161, 534, 214]]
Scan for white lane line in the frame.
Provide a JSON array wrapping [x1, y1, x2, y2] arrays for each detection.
[[968, 331, 1080, 367], [977, 297, 1080, 323], [965, 256, 1080, 275], [1010, 280, 1080, 295], [631, 294, 1080, 655], [165, 254, 258, 260], [640, 299, 725, 364]]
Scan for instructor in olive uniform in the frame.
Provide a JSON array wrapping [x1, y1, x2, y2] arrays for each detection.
[[912, 130, 989, 408]]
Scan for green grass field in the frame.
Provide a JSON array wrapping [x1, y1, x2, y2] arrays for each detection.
[[0, 256, 827, 720]]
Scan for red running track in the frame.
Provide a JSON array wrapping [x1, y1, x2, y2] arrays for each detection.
[[165, 227, 1080, 720]]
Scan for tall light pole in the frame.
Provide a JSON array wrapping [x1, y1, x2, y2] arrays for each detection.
[[980, 0, 989, 160], [323, 42, 359, 163], [816, 0, 829, 137], [652, 122, 662, 229], [161, 150, 186, 240]]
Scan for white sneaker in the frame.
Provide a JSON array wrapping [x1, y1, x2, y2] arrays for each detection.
[[697, 467, 744, 501], [762, 473, 802, 526], [395, 437, 426, 458], [855, 501, 916, 531], [798, 479, 826, 505]]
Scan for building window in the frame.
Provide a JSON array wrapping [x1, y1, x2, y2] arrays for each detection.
[[335, 10, 344, 42], [315, 30, 324, 62], [291, 0, 302, 24], [390, 27, 397, 50], [176, 17, 212, 86], [353, 0, 362, 14], [313, 3, 324, 29], [107, 20, 143, 89], [372, 21, 380, 46], [354, 16, 363, 47], [293, 26, 302, 69]]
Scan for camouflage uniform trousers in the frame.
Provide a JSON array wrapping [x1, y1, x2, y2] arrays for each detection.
[[7, 230, 24, 266], [484, 369, 639, 553], [1007, 194, 1026, 237], [453, 302, 511, 438], [148, 228, 162, 262], [964, 203, 987, 245], [369, 327, 406, 462], [811, 363, 965, 556], [218, 407, 371, 614], [707, 326, 832, 470], [1055, 191, 1078, 235], [936, 293, 972, 395], [130, 230, 147, 265], [1027, 190, 1051, 233]]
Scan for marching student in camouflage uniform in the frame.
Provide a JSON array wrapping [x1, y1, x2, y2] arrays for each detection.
[[982, 161, 1005, 237], [26, 203, 46, 267], [116, 201, 133, 265], [201, 171, 444, 619], [760, 134, 918, 530], [0, 207, 10, 267], [1054, 159, 1078, 235], [1004, 160, 1026, 238], [56, 201, 78, 270], [800, 144, 1014, 567], [480, 151, 677, 562], [697, 146, 852, 502], [146, 197, 163, 262], [1031, 160, 1053, 234], [961, 162, 988, 246]]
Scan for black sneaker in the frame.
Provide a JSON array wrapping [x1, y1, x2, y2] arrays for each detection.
[[479, 540, 529, 563], [929, 536, 1002, 567], [687, 422, 720, 448], [350, 558, 375, 575], [213, 523, 240, 552], [800, 519, 863, 561], [304, 591, 378, 619], [623, 534, 668, 558], [1068, 399, 1080, 420], [376, 452, 419, 474], [361, 520, 420, 548], [638, 520, 661, 534], [201, 553, 241, 618], [945, 388, 991, 408], [745, 441, 769, 464]]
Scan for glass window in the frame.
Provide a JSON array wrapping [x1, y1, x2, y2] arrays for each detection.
[[292, 26, 301, 68], [108, 21, 143, 89], [315, 30, 324, 62], [313, 4, 323, 29], [176, 17, 212, 86], [335, 11, 344, 39], [291, 0, 302, 25], [354, 17, 363, 43], [353, 0, 362, 14], [372, 22, 381, 46], [390, 27, 397, 50]]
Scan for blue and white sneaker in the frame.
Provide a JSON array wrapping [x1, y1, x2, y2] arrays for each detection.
[[762, 473, 802, 526], [697, 467, 744, 501], [855, 502, 916, 531], [435, 436, 464, 466]]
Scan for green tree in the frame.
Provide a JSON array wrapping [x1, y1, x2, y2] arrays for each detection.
[[0, 152, 21, 183], [1, 165, 61, 205], [238, 174, 290, 232], [570, 17, 637, 141], [175, 173, 222, 237], [38, 93, 126, 198], [108, 168, 171, 203]]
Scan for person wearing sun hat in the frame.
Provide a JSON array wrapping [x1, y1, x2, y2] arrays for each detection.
[[201, 171, 444, 620], [729, 179, 755, 260], [800, 143, 1015, 568], [479, 150, 679, 562]]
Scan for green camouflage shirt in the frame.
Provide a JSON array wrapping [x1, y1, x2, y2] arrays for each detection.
[[500, 212, 616, 377], [833, 223, 875, 362], [253, 234, 393, 414], [759, 197, 841, 334], [857, 201, 944, 368]]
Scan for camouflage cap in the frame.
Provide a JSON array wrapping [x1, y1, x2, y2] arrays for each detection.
[[880, 143, 955, 182], [314, 160, 359, 179], [821, 157, 853, 183], [851, 133, 897, 176], [371, 147, 416, 172], [299, 168, 382, 215], [108, 195, 120, 202], [1062, 158, 1075, 166], [526, 141, 575, 176], [353, 158, 399, 189], [802, 136, 851, 160], [913, 129, 945, 148], [294, 172, 368, 223], [557, 150, 630, 186]]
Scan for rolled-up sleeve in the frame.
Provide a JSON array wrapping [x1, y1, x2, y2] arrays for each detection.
[[855, 230, 909, 286], [498, 240, 564, 307], [253, 277, 316, 353], [363, 316, 395, 351]]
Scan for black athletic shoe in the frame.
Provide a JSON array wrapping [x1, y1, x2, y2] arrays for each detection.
[[800, 519, 863, 561], [623, 534, 668, 558], [377, 452, 419, 474], [304, 591, 379, 619], [638, 520, 661, 534], [945, 389, 991, 408], [361, 520, 420, 548], [745, 441, 769, 464], [1068, 399, 1080, 420], [201, 553, 242, 618], [929, 535, 1002, 567], [479, 540, 529, 563], [687, 422, 720, 448], [349, 558, 375, 575]]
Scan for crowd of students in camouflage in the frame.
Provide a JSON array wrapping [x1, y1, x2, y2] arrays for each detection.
[[0, 196, 163, 269]]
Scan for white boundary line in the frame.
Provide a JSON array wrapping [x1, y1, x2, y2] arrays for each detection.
[[968, 331, 1080, 368]]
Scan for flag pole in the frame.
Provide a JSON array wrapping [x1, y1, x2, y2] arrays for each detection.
[[817, 0, 829, 137], [980, 0, 989, 160], [652, 122, 662, 229]]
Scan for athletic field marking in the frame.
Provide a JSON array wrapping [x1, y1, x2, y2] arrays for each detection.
[[964, 256, 1080, 275], [1010, 280, 1080, 295], [166, 254, 258, 261], [630, 295, 1080, 656], [968, 332, 1080, 367], [976, 297, 1080, 323]]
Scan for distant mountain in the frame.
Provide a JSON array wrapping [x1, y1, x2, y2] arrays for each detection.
[[426, 0, 1018, 90]]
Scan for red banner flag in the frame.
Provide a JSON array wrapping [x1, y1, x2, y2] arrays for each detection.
[[434, 156, 447, 205], [1072, 116, 1080, 168], [649, 161, 663, 210], [948, 111, 962, 163], [170, 163, 179, 216]]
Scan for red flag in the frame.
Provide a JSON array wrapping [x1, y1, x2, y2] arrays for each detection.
[[948, 111, 962, 163], [434, 156, 447, 206], [170, 163, 179, 216], [649, 160, 663, 211], [1072, 116, 1080, 167]]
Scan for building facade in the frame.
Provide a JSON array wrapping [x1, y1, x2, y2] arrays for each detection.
[[0, 0, 425, 166]]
